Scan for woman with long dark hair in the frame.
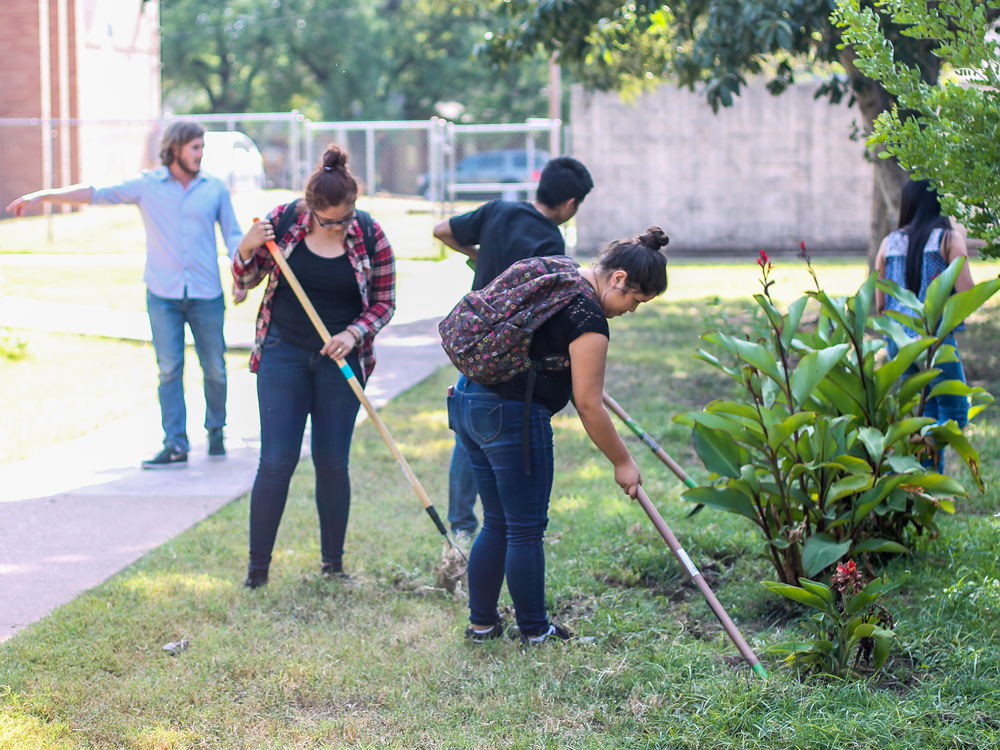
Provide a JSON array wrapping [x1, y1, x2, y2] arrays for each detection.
[[875, 179, 975, 472], [448, 229, 670, 643], [234, 145, 395, 587]]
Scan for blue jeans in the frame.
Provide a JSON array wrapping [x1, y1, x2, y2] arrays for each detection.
[[448, 438, 479, 535], [249, 331, 362, 572], [449, 376, 555, 637], [886, 334, 969, 473], [146, 290, 227, 452]]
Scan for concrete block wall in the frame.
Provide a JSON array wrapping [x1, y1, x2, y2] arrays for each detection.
[[571, 82, 874, 255]]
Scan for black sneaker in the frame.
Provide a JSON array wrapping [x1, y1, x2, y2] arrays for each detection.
[[208, 429, 226, 460], [244, 569, 269, 589], [519, 623, 573, 645], [142, 445, 188, 470], [464, 617, 509, 643], [321, 562, 350, 581]]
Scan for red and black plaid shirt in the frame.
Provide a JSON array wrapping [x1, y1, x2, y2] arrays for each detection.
[[233, 202, 396, 378]]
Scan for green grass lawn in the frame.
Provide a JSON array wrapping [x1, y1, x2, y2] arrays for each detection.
[[2, 297, 999, 748]]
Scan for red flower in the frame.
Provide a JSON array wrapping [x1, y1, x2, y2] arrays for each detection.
[[757, 249, 769, 268], [800, 241, 806, 253]]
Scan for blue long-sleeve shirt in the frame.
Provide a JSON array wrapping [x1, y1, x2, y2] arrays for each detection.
[[91, 167, 243, 299]]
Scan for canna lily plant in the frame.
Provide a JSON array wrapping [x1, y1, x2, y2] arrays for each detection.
[[675, 248, 1000, 584]]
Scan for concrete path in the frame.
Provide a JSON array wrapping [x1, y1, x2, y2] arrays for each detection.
[[0, 255, 472, 642]]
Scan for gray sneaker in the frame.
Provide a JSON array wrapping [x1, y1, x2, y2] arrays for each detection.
[[208, 429, 226, 460]]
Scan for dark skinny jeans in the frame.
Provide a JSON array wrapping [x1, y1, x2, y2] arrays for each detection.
[[449, 375, 555, 637], [249, 331, 361, 572]]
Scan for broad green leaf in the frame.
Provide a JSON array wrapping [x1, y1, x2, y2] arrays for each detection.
[[876, 278, 924, 315], [899, 473, 967, 496], [753, 293, 785, 333], [816, 378, 866, 418], [852, 273, 878, 342], [853, 538, 909, 555], [807, 290, 852, 330], [926, 380, 991, 400], [884, 309, 923, 334], [924, 257, 965, 333], [693, 349, 744, 384], [826, 474, 873, 503], [872, 636, 892, 671], [857, 427, 886, 462], [682, 412, 766, 451], [932, 344, 960, 365], [781, 296, 809, 350], [832, 455, 873, 475], [937, 277, 1000, 338], [875, 338, 936, 403], [898, 368, 941, 407], [761, 581, 832, 612], [705, 400, 764, 422], [681, 486, 759, 522], [927, 423, 983, 490], [790, 344, 851, 409], [692, 423, 744, 479], [767, 412, 817, 451], [740, 464, 761, 493], [801, 533, 852, 577], [885, 417, 936, 448], [703, 331, 784, 384], [970, 403, 992, 420], [764, 640, 825, 656], [798, 578, 835, 604], [872, 315, 919, 351], [886, 455, 924, 473], [845, 590, 880, 615]]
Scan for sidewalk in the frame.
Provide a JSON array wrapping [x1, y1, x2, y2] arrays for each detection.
[[0, 255, 473, 642]]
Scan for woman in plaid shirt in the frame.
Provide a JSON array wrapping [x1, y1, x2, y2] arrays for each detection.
[[234, 145, 396, 588]]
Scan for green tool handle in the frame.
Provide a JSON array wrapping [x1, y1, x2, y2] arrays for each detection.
[[602, 392, 698, 489]]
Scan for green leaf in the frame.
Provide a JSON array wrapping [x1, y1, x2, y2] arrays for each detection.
[[926, 380, 991, 400], [876, 278, 924, 315], [692, 423, 744, 479], [924, 257, 965, 332], [899, 473, 967, 496], [853, 272, 878, 343], [832, 455, 873, 475], [761, 581, 832, 612], [937, 278, 1000, 338], [852, 538, 909, 554], [781, 296, 809, 350], [789, 344, 851, 409], [932, 344, 960, 365], [853, 474, 909, 524], [826, 474, 873, 503], [703, 331, 784, 384], [798, 578, 835, 604], [857, 427, 885, 462], [705, 400, 764, 422], [872, 315, 919, 351], [767, 412, 816, 451], [872, 636, 892, 671], [681, 486, 759, 522], [885, 417, 936, 448], [754, 293, 785, 332], [801, 533, 852, 577], [886, 455, 924, 473], [898, 368, 941, 408], [875, 337, 936, 403], [740, 463, 761, 493], [693, 350, 744, 384]]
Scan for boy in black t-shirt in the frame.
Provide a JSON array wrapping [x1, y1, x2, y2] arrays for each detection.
[[433, 156, 594, 536]]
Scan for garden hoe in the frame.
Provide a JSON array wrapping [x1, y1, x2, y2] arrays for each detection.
[[253, 219, 468, 565], [603, 391, 767, 680]]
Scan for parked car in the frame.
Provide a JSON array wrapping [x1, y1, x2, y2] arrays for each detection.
[[201, 131, 266, 192], [417, 148, 550, 199]]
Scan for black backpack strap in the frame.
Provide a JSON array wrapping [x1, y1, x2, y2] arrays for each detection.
[[355, 209, 377, 257], [521, 355, 571, 474], [272, 198, 302, 248]]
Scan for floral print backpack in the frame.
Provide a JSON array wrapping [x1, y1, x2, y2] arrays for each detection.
[[438, 255, 598, 385]]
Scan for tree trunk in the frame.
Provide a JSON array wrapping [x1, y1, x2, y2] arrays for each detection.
[[839, 48, 911, 269]]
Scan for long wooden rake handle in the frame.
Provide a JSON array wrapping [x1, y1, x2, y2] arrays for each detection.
[[603, 391, 766, 679], [602, 392, 697, 489], [253, 220, 466, 561]]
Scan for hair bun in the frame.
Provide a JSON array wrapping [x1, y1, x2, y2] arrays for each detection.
[[638, 226, 669, 251], [322, 145, 349, 172]]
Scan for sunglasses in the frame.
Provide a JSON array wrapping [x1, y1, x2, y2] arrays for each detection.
[[314, 210, 356, 229]]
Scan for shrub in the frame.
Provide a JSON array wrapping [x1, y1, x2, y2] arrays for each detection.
[[675, 250, 1000, 584]]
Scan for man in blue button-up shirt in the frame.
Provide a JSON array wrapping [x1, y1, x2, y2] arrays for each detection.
[[7, 120, 245, 469]]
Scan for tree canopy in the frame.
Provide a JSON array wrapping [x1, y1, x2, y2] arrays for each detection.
[[480, 1, 958, 258], [160, 0, 563, 122], [836, 0, 1000, 258]]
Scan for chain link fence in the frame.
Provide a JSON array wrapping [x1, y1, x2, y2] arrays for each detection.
[[1, 114, 568, 257]]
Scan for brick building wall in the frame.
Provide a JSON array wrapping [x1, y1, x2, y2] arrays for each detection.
[[0, 0, 160, 215], [571, 82, 874, 255]]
